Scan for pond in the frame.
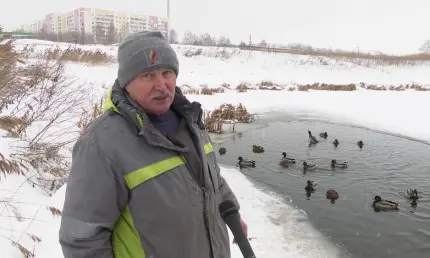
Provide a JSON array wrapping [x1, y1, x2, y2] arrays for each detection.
[[214, 112, 430, 258]]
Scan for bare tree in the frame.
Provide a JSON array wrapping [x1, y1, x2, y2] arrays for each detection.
[[258, 40, 267, 47], [419, 40, 430, 53], [118, 22, 129, 42], [217, 36, 232, 47], [94, 24, 105, 44], [169, 29, 178, 44], [199, 33, 216, 46], [182, 31, 198, 45], [107, 22, 116, 44]]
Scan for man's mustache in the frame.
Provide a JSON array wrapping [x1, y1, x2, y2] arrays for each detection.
[[151, 90, 174, 99]]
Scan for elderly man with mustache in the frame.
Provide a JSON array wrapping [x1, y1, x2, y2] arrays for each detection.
[[59, 31, 247, 258]]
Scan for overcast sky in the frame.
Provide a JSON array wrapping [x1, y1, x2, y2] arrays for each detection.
[[1, 0, 429, 54]]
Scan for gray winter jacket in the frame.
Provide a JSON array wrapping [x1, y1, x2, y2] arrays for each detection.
[[59, 80, 240, 258]]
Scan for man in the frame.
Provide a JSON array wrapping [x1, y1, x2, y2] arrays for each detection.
[[59, 31, 247, 258]]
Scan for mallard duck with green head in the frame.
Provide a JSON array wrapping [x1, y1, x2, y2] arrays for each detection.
[[303, 161, 317, 170], [252, 145, 265, 153], [331, 159, 348, 168], [281, 152, 296, 163], [237, 156, 256, 169], [372, 196, 399, 211]]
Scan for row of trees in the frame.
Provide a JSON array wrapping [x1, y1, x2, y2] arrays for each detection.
[[34, 22, 133, 45], [419, 40, 430, 53]]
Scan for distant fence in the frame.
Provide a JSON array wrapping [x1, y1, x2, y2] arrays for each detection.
[[238, 45, 430, 62], [0, 32, 35, 40]]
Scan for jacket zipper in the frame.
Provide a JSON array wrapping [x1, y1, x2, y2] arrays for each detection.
[[182, 155, 214, 257]]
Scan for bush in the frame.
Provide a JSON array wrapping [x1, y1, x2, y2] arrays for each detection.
[[1, 39, 91, 256], [182, 87, 225, 95], [21, 44, 115, 65], [203, 103, 254, 133], [296, 83, 357, 91], [236, 83, 249, 92]]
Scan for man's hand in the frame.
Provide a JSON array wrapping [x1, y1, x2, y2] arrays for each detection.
[[232, 217, 248, 244]]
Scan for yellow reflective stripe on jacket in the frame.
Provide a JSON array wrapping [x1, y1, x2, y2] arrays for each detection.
[[103, 89, 121, 114], [125, 156, 186, 189], [112, 204, 145, 258], [204, 142, 213, 154]]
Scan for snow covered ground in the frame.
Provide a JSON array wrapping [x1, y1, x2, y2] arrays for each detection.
[[1, 39, 430, 257]]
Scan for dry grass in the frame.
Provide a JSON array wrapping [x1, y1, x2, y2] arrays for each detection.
[[221, 83, 231, 89], [77, 97, 105, 135], [256, 81, 283, 90], [0, 39, 92, 255], [0, 38, 87, 187], [182, 86, 225, 95], [20, 44, 115, 65], [361, 83, 430, 91], [236, 83, 250, 92], [296, 83, 357, 91], [203, 103, 254, 133], [182, 47, 239, 59]]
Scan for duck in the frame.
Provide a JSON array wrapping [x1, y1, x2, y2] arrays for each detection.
[[252, 145, 265, 153], [308, 130, 319, 144], [319, 132, 328, 139], [331, 159, 348, 168], [237, 156, 256, 169], [281, 152, 296, 163], [279, 159, 290, 168], [326, 189, 339, 203], [218, 147, 227, 155], [372, 196, 399, 211], [333, 139, 339, 147], [405, 188, 419, 200], [305, 180, 317, 192], [357, 140, 364, 148], [303, 162, 317, 170]]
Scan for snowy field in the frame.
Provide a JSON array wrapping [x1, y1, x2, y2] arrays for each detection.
[[1, 39, 430, 257]]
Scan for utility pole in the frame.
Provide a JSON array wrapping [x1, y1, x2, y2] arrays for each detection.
[[167, 0, 170, 40]]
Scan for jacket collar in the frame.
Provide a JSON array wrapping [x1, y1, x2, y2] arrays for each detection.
[[103, 79, 205, 152]]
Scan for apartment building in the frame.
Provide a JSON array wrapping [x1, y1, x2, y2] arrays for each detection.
[[25, 7, 169, 41]]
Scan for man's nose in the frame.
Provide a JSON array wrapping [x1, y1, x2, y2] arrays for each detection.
[[152, 71, 167, 90]]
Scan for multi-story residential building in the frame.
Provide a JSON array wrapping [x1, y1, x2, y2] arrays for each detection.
[[24, 7, 169, 42]]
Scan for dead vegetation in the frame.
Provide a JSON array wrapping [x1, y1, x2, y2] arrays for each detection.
[[203, 103, 254, 133], [360, 83, 430, 91], [182, 47, 240, 59], [182, 86, 225, 95], [296, 83, 357, 91], [236, 83, 251, 92], [20, 44, 115, 65], [1, 39, 91, 255], [77, 97, 105, 135], [288, 82, 429, 91]]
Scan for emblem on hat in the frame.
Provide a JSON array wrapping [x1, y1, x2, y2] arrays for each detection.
[[144, 48, 163, 67]]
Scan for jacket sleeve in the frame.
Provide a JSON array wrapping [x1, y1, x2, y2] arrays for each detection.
[[59, 135, 128, 258], [215, 160, 241, 211]]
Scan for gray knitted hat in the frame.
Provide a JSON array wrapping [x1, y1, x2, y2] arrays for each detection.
[[117, 31, 179, 88]]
